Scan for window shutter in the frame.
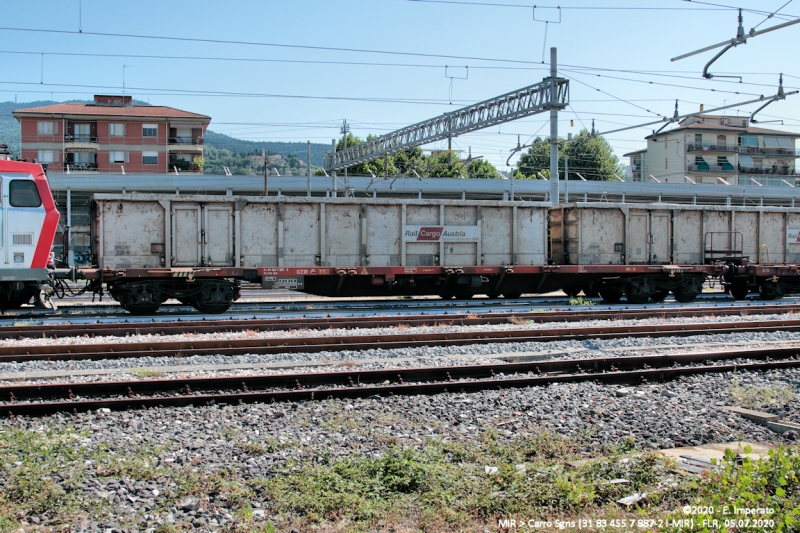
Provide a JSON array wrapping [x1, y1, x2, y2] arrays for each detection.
[[54, 121, 58, 134], [125, 151, 130, 163], [53, 151, 59, 162]]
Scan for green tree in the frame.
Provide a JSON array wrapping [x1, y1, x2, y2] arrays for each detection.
[[393, 147, 425, 175], [465, 159, 501, 179], [423, 152, 465, 178], [516, 130, 623, 181]]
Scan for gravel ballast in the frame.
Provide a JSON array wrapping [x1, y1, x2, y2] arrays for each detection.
[[1, 367, 796, 531]]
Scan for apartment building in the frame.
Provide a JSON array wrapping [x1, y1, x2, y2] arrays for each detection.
[[13, 95, 211, 174], [624, 115, 799, 186]]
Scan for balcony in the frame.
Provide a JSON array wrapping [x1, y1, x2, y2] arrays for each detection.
[[64, 162, 98, 172], [738, 166, 796, 176], [64, 134, 98, 143], [736, 146, 800, 157], [687, 143, 737, 153], [169, 159, 202, 173], [168, 137, 203, 146], [688, 164, 736, 173]]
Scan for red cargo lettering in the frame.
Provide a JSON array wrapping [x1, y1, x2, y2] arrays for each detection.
[[417, 227, 443, 241]]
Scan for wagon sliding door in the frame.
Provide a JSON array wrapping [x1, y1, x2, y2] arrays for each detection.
[[171, 204, 201, 266]]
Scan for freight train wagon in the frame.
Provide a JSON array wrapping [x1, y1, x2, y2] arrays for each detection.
[[550, 203, 800, 303], [88, 194, 565, 313], [84, 194, 800, 314], [0, 161, 59, 308]]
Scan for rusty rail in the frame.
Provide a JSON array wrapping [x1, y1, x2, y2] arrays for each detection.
[[0, 319, 797, 364], [3, 347, 798, 417], [3, 303, 799, 340]]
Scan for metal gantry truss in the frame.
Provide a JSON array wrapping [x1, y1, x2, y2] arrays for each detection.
[[323, 77, 569, 172]]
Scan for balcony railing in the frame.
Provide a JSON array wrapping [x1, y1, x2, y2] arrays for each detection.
[[65, 162, 98, 171], [688, 164, 736, 173], [169, 160, 202, 172], [687, 143, 738, 153], [64, 134, 98, 143], [738, 166, 796, 176], [168, 137, 203, 145], [735, 146, 800, 156]]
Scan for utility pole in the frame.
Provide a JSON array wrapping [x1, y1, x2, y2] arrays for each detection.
[[564, 154, 569, 203], [263, 162, 268, 197], [306, 141, 311, 197], [331, 139, 337, 197], [341, 120, 350, 190], [549, 47, 559, 204]]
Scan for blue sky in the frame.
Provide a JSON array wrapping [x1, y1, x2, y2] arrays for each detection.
[[1, 0, 798, 169]]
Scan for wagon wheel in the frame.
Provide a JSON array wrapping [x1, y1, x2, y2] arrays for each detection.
[[728, 283, 749, 301], [672, 288, 698, 303], [122, 302, 162, 315], [758, 281, 783, 301], [486, 294, 501, 299], [650, 288, 669, 303], [582, 288, 600, 298], [501, 293, 521, 299], [623, 286, 650, 305], [563, 286, 581, 297], [190, 300, 233, 314], [190, 283, 236, 313], [598, 288, 622, 304]]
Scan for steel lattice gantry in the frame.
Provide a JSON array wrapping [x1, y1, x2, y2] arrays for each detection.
[[323, 77, 569, 172]]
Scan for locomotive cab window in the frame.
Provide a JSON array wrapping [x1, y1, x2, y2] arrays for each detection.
[[9, 180, 41, 208]]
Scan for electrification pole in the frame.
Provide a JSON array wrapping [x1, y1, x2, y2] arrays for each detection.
[[307, 141, 312, 197], [341, 120, 350, 190], [549, 47, 559, 204]]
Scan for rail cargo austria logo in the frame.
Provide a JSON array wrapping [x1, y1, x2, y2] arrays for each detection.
[[403, 225, 481, 243], [415, 227, 444, 241], [788, 228, 800, 244]]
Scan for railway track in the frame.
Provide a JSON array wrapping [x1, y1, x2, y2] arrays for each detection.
[[4, 292, 785, 323], [3, 303, 799, 340], [4, 347, 797, 417], [1, 318, 797, 364]]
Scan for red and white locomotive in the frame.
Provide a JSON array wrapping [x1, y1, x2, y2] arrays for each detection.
[[0, 160, 60, 308]]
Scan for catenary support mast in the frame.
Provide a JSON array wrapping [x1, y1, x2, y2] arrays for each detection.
[[549, 47, 559, 204]]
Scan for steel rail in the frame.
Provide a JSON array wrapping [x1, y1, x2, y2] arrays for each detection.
[[3, 347, 798, 417], [0, 319, 797, 363], [3, 303, 799, 340]]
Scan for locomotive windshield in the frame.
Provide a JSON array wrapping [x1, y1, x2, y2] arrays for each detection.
[[9, 180, 41, 208]]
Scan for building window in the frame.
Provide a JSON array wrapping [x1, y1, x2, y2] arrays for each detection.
[[37, 150, 55, 163], [142, 151, 158, 165], [111, 151, 127, 164], [142, 124, 158, 137], [37, 121, 55, 135], [109, 123, 125, 136], [739, 135, 758, 147], [695, 134, 702, 144]]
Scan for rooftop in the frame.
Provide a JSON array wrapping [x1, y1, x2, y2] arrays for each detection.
[[646, 117, 799, 140], [13, 102, 210, 121]]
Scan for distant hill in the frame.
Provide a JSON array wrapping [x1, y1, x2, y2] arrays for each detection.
[[0, 100, 332, 171], [0, 100, 63, 155], [203, 131, 330, 167]]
